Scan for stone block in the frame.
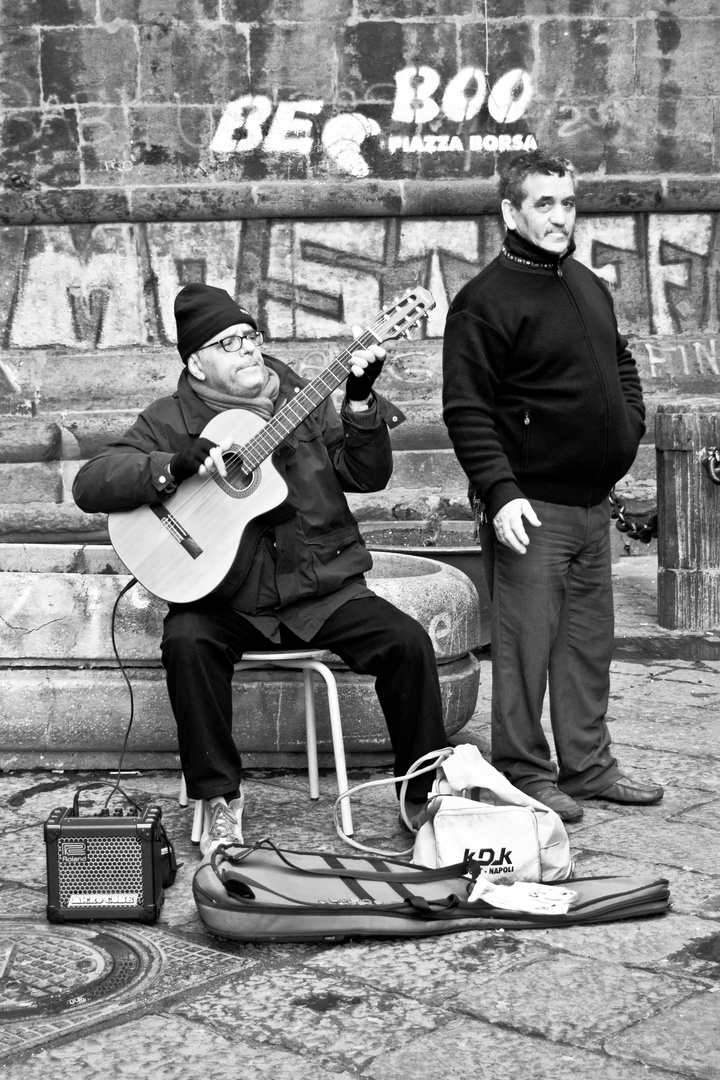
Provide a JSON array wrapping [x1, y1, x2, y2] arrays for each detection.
[[635, 16, 720, 97], [0, 420, 61, 463], [99, 0, 219, 20], [127, 106, 215, 183], [401, 180, 499, 217], [79, 106, 134, 184], [460, 16, 534, 77], [606, 992, 720, 1080], [139, 24, 250, 104], [41, 27, 139, 106], [1, 0, 97, 25], [576, 179, 664, 213], [538, 18, 635, 98], [0, 501, 103, 543], [340, 22, 404, 103], [240, 0, 351, 18], [665, 177, 720, 212], [384, 448, 467, 491], [249, 23, 339, 98], [514, 0, 649, 11], [221, 0, 277, 19], [0, 462, 63, 505], [1, 109, 80, 189], [358, 0, 472, 13], [49, 411, 140, 457], [0, 26, 41, 109], [604, 97, 714, 176]]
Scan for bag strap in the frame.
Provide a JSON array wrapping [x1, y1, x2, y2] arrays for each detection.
[[214, 835, 471, 882], [331, 748, 456, 857]]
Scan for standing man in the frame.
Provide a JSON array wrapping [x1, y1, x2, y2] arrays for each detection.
[[442, 149, 663, 823], [74, 283, 446, 853]]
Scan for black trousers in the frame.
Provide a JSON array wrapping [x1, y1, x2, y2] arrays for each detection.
[[161, 595, 446, 803]]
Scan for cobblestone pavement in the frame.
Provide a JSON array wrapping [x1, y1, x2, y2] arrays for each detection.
[[1, 556, 718, 1079]]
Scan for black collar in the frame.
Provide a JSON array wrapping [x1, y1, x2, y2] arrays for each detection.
[[502, 229, 575, 271]]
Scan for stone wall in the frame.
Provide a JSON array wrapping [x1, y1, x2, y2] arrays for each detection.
[[1, 0, 719, 541]]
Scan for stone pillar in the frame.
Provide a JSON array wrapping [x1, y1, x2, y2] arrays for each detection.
[[656, 401, 720, 630]]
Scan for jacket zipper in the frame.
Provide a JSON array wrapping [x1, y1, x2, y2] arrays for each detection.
[[521, 408, 531, 470]]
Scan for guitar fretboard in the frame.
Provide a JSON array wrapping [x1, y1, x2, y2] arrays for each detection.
[[240, 330, 377, 469]]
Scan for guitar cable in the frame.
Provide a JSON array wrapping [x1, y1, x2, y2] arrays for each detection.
[[72, 576, 140, 813]]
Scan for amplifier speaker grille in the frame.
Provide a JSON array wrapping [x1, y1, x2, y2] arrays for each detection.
[[57, 835, 144, 906]]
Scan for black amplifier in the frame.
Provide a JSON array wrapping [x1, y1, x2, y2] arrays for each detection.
[[44, 803, 167, 923]]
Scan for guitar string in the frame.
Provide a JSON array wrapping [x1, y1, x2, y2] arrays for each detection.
[[165, 307, 424, 522]]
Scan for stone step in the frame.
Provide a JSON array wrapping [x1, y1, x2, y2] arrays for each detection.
[[0, 404, 452, 461]]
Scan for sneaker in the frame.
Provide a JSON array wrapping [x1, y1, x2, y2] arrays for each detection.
[[398, 798, 428, 833], [526, 783, 584, 823], [199, 794, 245, 857]]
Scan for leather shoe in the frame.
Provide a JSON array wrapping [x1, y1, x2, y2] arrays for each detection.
[[594, 775, 664, 805], [526, 783, 583, 823]]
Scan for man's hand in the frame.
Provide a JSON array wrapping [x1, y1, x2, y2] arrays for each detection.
[[493, 498, 541, 554], [345, 325, 387, 402], [170, 436, 234, 484]]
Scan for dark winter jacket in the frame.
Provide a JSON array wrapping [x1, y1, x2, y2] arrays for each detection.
[[73, 356, 403, 631], [442, 229, 646, 521]]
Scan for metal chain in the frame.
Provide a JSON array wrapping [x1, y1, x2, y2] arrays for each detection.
[[608, 488, 657, 545]]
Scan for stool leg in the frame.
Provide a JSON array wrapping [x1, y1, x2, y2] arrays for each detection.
[[191, 799, 206, 845], [179, 773, 189, 808], [304, 667, 320, 800], [313, 662, 353, 837]]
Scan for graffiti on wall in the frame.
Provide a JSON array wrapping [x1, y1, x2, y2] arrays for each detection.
[[1, 214, 720, 386], [210, 66, 537, 178]]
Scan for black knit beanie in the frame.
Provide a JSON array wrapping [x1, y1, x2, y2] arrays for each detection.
[[174, 283, 257, 363]]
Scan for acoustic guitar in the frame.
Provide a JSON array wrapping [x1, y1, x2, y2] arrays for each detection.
[[108, 286, 435, 603]]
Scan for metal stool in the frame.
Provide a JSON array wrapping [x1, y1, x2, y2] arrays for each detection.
[[178, 649, 354, 840]]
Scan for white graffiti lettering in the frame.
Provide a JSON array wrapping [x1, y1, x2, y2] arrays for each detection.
[[264, 100, 323, 156], [388, 133, 536, 155], [210, 94, 274, 153], [392, 66, 533, 125]]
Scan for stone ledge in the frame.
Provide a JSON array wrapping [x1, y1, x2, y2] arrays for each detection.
[[0, 177, 715, 226]]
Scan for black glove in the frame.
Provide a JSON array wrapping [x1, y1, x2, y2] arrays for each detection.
[[346, 356, 384, 401], [169, 437, 218, 485]]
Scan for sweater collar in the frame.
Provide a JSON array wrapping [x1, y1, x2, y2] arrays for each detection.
[[501, 228, 576, 272]]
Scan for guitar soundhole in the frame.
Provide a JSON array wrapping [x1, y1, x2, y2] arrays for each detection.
[[214, 453, 261, 499]]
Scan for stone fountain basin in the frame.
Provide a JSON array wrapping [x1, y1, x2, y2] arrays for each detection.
[[0, 545, 481, 768]]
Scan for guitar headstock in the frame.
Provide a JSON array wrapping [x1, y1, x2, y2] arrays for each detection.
[[368, 287, 436, 343]]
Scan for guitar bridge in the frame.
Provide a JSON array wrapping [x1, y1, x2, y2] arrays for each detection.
[[150, 504, 203, 559]]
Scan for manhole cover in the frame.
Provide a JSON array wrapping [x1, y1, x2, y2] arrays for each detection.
[[0, 920, 158, 1022]]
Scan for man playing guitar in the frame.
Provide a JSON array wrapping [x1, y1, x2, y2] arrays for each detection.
[[73, 283, 445, 855]]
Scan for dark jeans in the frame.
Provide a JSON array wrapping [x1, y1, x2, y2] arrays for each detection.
[[161, 594, 446, 803], [481, 498, 622, 797]]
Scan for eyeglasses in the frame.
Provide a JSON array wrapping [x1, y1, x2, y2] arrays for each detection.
[[200, 331, 265, 352]]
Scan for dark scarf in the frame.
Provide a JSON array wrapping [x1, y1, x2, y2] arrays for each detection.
[[188, 365, 281, 420]]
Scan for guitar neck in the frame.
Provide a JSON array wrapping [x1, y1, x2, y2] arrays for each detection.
[[240, 330, 377, 469]]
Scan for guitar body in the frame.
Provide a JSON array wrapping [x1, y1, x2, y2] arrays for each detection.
[[108, 411, 288, 604]]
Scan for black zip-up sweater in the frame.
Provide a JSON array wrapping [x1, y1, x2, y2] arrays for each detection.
[[442, 229, 646, 521]]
